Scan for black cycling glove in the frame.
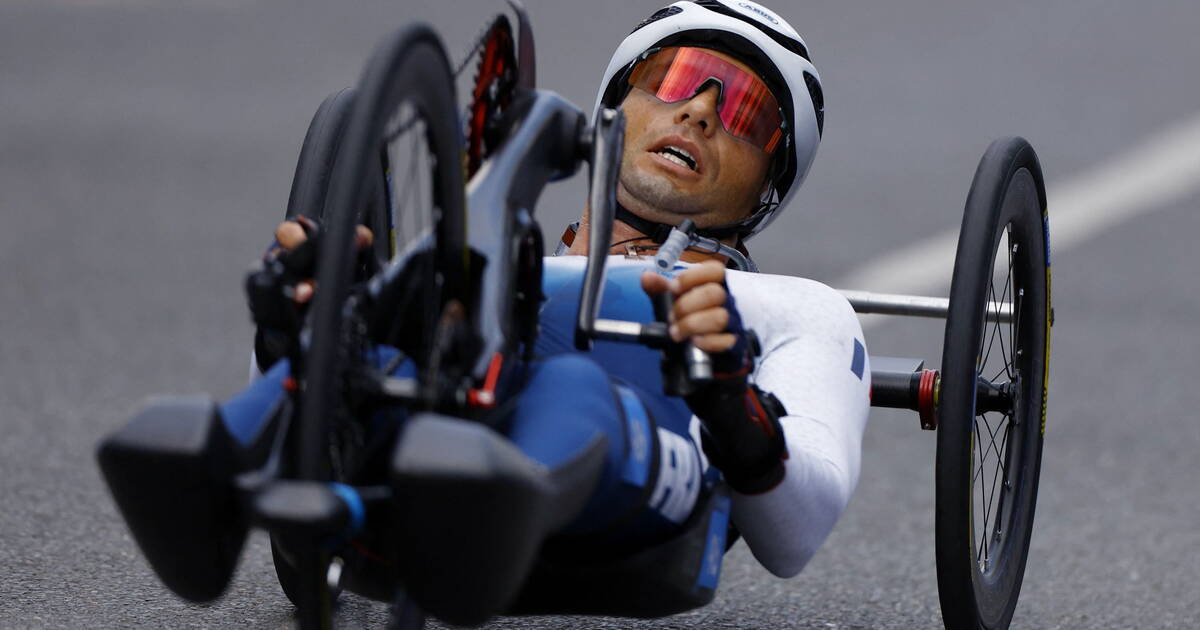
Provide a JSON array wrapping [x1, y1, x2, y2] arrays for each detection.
[[246, 217, 322, 372], [683, 287, 789, 495]]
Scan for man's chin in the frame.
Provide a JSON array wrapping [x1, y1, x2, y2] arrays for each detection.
[[619, 170, 705, 218]]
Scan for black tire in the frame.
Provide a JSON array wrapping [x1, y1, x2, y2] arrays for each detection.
[[290, 23, 467, 630], [271, 87, 356, 609], [285, 87, 356, 223], [271, 535, 341, 609], [936, 137, 1051, 630]]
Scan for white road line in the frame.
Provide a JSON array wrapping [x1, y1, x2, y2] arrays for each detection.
[[29, 0, 254, 9], [836, 112, 1200, 301]]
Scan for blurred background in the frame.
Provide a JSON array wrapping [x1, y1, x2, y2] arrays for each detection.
[[2, 0, 1197, 627]]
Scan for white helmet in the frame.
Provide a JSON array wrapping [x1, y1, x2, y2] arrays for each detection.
[[595, 0, 824, 239]]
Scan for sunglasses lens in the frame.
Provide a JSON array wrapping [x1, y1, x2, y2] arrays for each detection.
[[628, 47, 783, 151]]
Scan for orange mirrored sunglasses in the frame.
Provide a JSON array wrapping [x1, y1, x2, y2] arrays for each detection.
[[628, 46, 784, 153]]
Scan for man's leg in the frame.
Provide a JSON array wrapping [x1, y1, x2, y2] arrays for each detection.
[[220, 359, 290, 448], [505, 353, 706, 545]]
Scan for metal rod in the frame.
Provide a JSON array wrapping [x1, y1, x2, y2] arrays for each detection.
[[593, 318, 669, 347], [838, 289, 1012, 323], [592, 318, 643, 342]]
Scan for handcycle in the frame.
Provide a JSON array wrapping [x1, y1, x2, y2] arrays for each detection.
[[96, 6, 1051, 630]]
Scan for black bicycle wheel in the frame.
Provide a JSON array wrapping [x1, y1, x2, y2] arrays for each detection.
[[271, 87, 357, 608], [936, 137, 1051, 630], [290, 24, 466, 630]]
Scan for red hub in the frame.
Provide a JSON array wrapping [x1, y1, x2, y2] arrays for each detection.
[[917, 369, 939, 431]]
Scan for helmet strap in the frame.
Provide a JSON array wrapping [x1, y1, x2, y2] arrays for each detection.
[[613, 200, 752, 243]]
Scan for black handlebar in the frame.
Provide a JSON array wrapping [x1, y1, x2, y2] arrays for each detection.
[[574, 107, 623, 351]]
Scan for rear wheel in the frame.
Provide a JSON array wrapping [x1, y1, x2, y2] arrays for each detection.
[[289, 24, 467, 630], [936, 137, 1051, 630]]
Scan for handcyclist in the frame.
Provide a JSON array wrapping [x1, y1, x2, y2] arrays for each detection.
[[258, 0, 867, 611]]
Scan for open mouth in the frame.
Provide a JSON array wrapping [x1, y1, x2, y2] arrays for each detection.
[[653, 145, 698, 171]]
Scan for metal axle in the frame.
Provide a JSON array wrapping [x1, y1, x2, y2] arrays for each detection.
[[839, 290, 1013, 323], [871, 367, 1013, 431]]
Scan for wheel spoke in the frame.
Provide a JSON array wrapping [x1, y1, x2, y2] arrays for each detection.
[[1006, 236, 1019, 378], [972, 415, 991, 486], [401, 123, 421, 245], [981, 285, 1000, 368], [974, 420, 988, 564], [974, 226, 1024, 571], [975, 410, 1010, 568], [982, 414, 1007, 468], [994, 240, 1013, 380]]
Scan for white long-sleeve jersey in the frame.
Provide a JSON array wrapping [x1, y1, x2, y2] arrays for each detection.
[[542, 255, 871, 578], [718, 267, 871, 577]]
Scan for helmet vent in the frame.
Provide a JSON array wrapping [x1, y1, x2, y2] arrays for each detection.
[[691, 0, 810, 61], [632, 6, 683, 34], [804, 71, 824, 135]]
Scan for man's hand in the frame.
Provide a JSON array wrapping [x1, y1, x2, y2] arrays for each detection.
[[248, 217, 373, 372], [267, 218, 374, 304], [640, 260, 735, 353], [642, 259, 788, 495]]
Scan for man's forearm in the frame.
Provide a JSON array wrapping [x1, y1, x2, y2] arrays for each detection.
[[688, 379, 789, 494]]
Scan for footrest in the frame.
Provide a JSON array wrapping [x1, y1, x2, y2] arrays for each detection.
[[96, 395, 247, 602], [389, 413, 553, 627]]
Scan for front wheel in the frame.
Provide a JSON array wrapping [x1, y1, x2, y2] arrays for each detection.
[[289, 23, 468, 630], [936, 137, 1051, 630], [271, 85, 356, 608]]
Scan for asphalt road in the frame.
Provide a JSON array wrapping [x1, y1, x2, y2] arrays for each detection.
[[3, 1, 1198, 628]]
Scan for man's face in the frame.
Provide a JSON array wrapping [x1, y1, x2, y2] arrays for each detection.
[[616, 49, 773, 228]]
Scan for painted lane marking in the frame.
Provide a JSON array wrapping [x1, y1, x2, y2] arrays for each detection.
[[30, 0, 255, 9], [836, 112, 1200, 308]]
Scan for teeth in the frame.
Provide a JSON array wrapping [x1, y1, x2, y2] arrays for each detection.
[[656, 145, 696, 170], [659, 151, 691, 169], [667, 145, 694, 162]]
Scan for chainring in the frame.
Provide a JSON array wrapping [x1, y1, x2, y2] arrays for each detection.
[[464, 15, 518, 178]]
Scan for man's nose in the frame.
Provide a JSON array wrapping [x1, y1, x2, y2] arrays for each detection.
[[674, 83, 722, 137]]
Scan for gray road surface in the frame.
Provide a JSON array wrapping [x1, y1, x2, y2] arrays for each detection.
[[2, 1, 1198, 628]]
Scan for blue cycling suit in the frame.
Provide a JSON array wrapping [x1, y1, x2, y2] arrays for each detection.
[[508, 261, 713, 544], [222, 260, 712, 549]]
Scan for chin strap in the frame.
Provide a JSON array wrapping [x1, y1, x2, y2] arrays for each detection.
[[554, 203, 759, 270], [613, 201, 752, 243]]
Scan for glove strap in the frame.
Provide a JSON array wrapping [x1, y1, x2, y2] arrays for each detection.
[[693, 382, 788, 495]]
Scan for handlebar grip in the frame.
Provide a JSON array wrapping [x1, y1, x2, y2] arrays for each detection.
[[651, 279, 712, 393]]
